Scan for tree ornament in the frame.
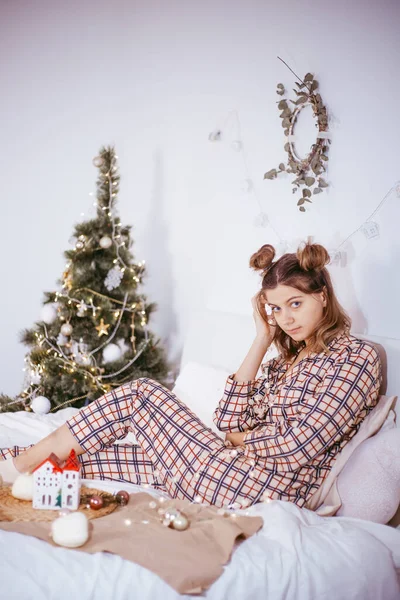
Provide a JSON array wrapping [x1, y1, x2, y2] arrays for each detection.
[[89, 495, 104, 510], [130, 316, 136, 353], [57, 333, 69, 346], [62, 269, 73, 290], [41, 303, 58, 324], [31, 396, 51, 414], [92, 155, 105, 168], [75, 235, 87, 251], [99, 236, 112, 249], [77, 300, 87, 317], [104, 266, 123, 291], [29, 369, 41, 385], [157, 505, 190, 530], [73, 340, 92, 366], [80, 489, 130, 508], [95, 318, 110, 337], [115, 490, 129, 506], [60, 323, 73, 337], [102, 343, 122, 363], [117, 338, 130, 356], [171, 513, 189, 531], [80, 354, 92, 366]]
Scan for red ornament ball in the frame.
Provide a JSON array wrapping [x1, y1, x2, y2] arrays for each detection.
[[115, 490, 129, 506], [89, 495, 104, 510]]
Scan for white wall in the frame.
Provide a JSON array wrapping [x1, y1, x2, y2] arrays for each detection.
[[1, 0, 399, 397]]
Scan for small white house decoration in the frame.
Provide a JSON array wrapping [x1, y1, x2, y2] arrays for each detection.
[[32, 449, 81, 510]]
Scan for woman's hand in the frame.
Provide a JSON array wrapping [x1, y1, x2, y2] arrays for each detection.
[[225, 431, 247, 447], [251, 294, 276, 341]]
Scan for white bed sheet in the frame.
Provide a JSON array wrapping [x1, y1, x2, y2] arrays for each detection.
[[1, 411, 400, 599]]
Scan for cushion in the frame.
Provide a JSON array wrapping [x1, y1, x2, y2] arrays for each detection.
[[336, 426, 400, 524], [172, 362, 230, 435], [305, 395, 398, 515]]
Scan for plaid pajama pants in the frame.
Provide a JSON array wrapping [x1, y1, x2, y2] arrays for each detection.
[[1, 379, 272, 508]]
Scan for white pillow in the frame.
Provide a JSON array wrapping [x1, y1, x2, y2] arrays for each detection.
[[172, 362, 231, 436]]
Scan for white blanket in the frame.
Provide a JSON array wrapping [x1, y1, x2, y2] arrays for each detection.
[[1, 410, 400, 600]]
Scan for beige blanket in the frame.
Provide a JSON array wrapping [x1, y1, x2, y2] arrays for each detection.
[[0, 492, 263, 595]]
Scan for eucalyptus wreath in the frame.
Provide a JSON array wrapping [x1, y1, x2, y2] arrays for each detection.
[[264, 58, 331, 212]]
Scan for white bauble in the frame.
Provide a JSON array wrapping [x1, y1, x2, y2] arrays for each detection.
[[51, 512, 89, 548], [92, 155, 104, 168], [117, 339, 130, 356], [60, 323, 73, 336], [11, 473, 34, 501], [102, 343, 122, 363], [41, 304, 58, 324], [171, 513, 189, 531], [99, 236, 112, 249], [31, 396, 51, 415]]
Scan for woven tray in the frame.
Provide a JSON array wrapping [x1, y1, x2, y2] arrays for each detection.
[[0, 485, 118, 522]]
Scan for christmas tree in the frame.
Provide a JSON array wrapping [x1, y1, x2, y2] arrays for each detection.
[[0, 146, 169, 413]]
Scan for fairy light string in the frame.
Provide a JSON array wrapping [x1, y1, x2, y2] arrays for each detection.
[[213, 109, 399, 257]]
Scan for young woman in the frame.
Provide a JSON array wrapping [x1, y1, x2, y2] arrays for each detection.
[[0, 242, 382, 509]]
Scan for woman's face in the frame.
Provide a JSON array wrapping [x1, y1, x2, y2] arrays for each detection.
[[265, 284, 326, 346]]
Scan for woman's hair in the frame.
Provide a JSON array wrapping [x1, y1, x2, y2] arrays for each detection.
[[249, 241, 351, 360]]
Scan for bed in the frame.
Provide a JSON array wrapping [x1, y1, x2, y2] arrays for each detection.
[[1, 309, 399, 599]]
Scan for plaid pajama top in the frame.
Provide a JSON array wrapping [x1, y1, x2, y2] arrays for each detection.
[[213, 332, 382, 506]]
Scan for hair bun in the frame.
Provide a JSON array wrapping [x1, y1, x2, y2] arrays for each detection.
[[297, 241, 330, 272], [249, 244, 276, 272]]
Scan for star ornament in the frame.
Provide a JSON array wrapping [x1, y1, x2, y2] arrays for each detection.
[[95, 318, 110, 337]]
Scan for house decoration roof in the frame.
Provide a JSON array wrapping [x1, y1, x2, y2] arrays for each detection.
[[32, 452, 63, 474], [63, 449, 80, 472], [32, 450, 80, 474]]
